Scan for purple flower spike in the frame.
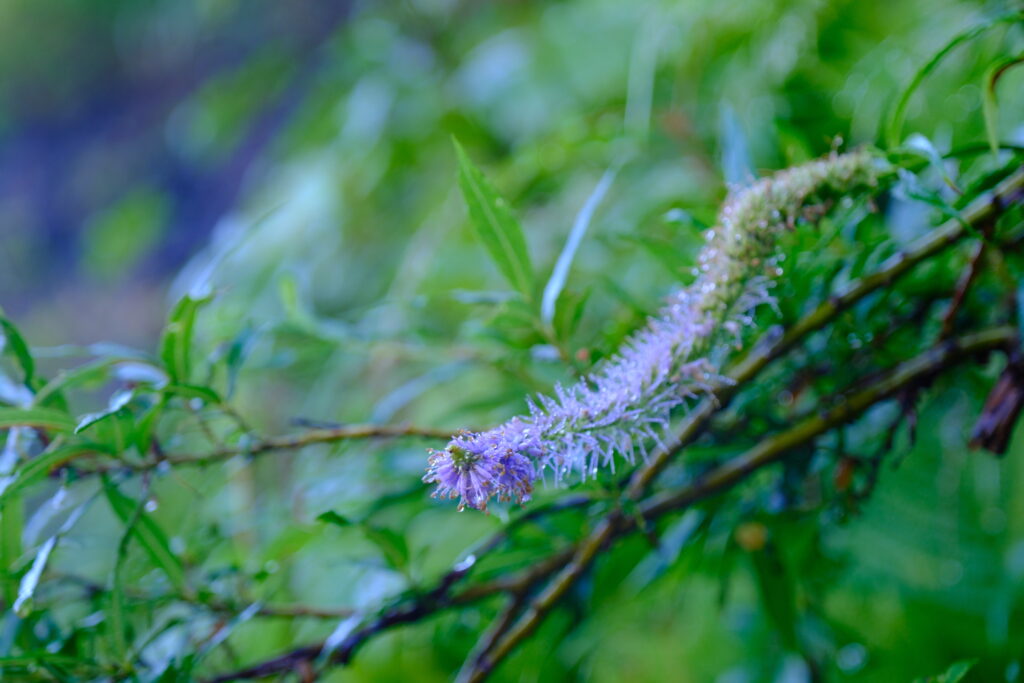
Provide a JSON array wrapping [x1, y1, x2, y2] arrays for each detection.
[[427, 150, 885, 510], [424, 424, 538, 511]]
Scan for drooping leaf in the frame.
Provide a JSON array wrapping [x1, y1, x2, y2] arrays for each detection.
[[453, 138, 535, 301], [981, 53, 1024, 157], [886, 12, 1023, 148]]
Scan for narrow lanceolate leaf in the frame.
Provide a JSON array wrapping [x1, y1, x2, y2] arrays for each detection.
[[74, 389, 135, 434], [541, 168, 615, 326], [159, 292, 213, 385], [0, 494, 24, 605], [982, 54, 1024, 157], [12, 501, 89, 616], [102, 478, 188, 594], [0, 443, 105, 505], [13, 536, 55, 616], [0, 315, 34, 386], [453, 138, 535, 300], [0, 407, 76, 433]]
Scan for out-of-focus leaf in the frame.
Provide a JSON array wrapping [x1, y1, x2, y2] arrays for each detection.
[[553, 288, 590, 346], [903, 134, 958, 192], [33, 359, 116, 408], [13, 501, 89, 616], [0, 495, 23, 605], [719, 104, 754, 185], [453, 138, 535, 301], [159, 293, 213, 385], [886, 12, 1023, 147], [0, 315, 34, 386], [981, 54, 1024, 157], [102, 478, 188, 594], [362, 525, 410, 574], [162, 383, 222, 405], [74, 389, 134, 434], [541, 168, 615, 325], [913, 659, 977, 683], [318, 511, 408, 573], [221, 323, 257, 399], [625, 510, 705, 593], [12, 535, 53, 615], [749, 538, 798, 650], [0, 443, 105, 505], [317, 510, 353, 527], [131, 398, 165, 454], [0, 407, 76, 433]]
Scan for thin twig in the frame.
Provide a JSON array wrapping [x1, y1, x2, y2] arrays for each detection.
[[74, 424, 454, 474]]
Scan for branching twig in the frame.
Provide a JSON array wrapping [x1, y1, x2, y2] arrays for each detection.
[[460, 166, 1024, 679], [466, 326, 1015, 681], [196, 166, 1023, 682], [205, 326, 1015, 683]]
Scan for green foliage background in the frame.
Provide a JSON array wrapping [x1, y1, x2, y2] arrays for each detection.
[[1, 0, 1023, 681]]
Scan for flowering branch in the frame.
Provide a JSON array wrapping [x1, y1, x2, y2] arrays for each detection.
[[204, 324, 1016, 683], [462, 326, 1017, 681], [199, 163, 1022, 682], [459, 163, 1024, 677], [426, 150, 886, 510]]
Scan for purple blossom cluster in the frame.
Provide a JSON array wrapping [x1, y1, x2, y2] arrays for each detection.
[[426, 150, 884, 511]]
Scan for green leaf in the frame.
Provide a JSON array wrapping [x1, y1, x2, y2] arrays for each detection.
[[74, 389, 134, 434], [0, 407, 76, 433], [162, 383, 222, 405], [0, 315, 34, 386], [541, 168, 615, 325], [749, 539, 798, 650], [318, 511, 408, 573], [453, 138, 535, 300], [0, 443, 106, 505], [982, 53, 1024, 158], [362, 525, 409, 574], [12, 501, 89, 617], [317, 510, 353, 527], [33, 358, 166, 409], [0, 494, 24, 605], [159, 292, 213, 385], [913, 659, 977, 683], [13, 536, 55, 616], [886, 12, 1023, 148], [33, 359, 117, 408], [553, 288, 590, 346], [102, 478, 188, 594]]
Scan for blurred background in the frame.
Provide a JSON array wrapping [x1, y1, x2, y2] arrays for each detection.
[[2, 0, 1024, 681]]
